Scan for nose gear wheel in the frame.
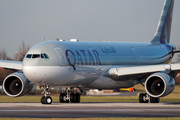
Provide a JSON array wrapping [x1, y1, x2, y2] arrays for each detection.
[[40, 85, 52, 104]]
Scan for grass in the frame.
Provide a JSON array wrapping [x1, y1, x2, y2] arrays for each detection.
[[0, 95, 138, 103], [0, 85, 180, 103]]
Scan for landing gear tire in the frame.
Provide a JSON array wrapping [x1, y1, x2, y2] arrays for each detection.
[[45, 96, 52, 104], [139, 93, 148, 103], [41, 96, 46, 104], [41, 96, 52, 104], [150, 96, 160, 103], [59, 93, 69, 103], [70, 93, 80, 103]]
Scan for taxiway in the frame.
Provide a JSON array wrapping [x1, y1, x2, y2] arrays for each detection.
[[0, 102, 180, 118]]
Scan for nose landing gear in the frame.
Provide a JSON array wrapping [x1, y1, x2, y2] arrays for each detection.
[[41, 96, 52, 104], [40, 85, 52, 104]]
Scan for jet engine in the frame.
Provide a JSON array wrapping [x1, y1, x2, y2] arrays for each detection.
[[3, 72, 33, 97], [145, 73, 175, 98]]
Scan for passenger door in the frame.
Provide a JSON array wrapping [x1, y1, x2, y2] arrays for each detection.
[[54, 48, 66, 66]]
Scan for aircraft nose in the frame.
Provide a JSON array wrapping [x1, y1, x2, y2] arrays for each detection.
[[23, 43, 61, 67]]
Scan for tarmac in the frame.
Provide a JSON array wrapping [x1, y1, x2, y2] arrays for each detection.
[[1, 102, 180, 118], [86, 91, 138, 96]]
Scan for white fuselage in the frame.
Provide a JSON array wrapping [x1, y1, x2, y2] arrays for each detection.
[[22, 41, 173, 89]]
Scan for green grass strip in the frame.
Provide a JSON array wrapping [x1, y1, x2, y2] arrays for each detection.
[[0, 95, 180, 103]]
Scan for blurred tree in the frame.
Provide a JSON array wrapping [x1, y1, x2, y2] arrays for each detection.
[[0, 49, 12, 60], [0, 49, 7, 60], [14, 41, 30, 61]]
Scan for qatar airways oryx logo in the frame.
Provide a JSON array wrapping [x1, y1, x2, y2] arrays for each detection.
[[65, 49, 101, 66]]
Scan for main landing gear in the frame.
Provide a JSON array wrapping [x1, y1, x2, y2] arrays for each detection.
[[40, 86, 81, 104], [139, 93, 159, 103], [59, 93, 80, 103], [135, 78, 160, 103], [59, 87, 81, 103]]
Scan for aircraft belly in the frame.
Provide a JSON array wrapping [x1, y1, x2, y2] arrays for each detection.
[[86, 76, 137, 89], [23, 66, 107, 87], [62, 66, 107, 87]]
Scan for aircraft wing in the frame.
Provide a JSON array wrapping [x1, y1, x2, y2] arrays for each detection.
[[103, 63, 180, 81], [0, 60, 22, 70], [173, 49, 180, 53]]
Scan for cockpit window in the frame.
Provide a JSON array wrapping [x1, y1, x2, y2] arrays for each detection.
[[32, 54, 40, 58], [26, 53, 49, 59], [41, 53, 49, 59], [43, 54, 49, 59], [41, 54, 45, 59], [26, 54, 32, 58]]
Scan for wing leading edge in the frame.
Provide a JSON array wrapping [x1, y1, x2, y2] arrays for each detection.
[[103, 63, 180, 81], [0, 60, 22, 70]]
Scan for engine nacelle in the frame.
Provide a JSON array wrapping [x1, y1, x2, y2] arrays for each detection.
[[145, 73, 175, 98], [3, 72, 33, 97]]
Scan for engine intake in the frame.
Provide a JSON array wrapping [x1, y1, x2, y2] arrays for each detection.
[[3, 72, 33, 97], [145, 73, 175, 98]]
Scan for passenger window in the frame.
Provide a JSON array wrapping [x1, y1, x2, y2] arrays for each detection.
[[26, 54, 32, 58], [32, 54, 40, 58]]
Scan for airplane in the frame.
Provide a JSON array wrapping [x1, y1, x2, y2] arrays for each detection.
[[0, 0, 180, 104]]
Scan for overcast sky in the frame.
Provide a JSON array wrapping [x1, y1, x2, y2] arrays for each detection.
[[0, 0, 180, 59]]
